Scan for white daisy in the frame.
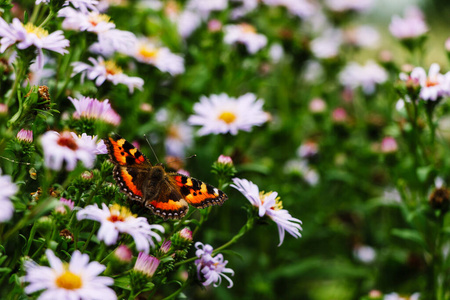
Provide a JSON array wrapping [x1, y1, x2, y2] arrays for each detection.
[[125, 38, 185, 75], [24, 249, 116, 300], [77, 203, 165, 253], [223, 23, 267, 54], [325, 0, 373, 13], [0, 18, 69, 69], [72, 132, 107, 155], [41, 131, 98, 171], [72, 57, 144, 93], [0, 169, 18, 222], [310, 27, 343, 59], [188, 93, 269, 136], [231, 178, 302, 246], [186, 0, 228, 18], [176, 10, 202, 38], [262, 0, 317, 19], [400, 63, 450, 101]]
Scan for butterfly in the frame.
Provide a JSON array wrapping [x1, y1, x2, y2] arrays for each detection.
[[104, 133, 228, 220]]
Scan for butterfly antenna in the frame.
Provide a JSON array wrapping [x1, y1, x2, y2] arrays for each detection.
[[144, 134, 160, 164]]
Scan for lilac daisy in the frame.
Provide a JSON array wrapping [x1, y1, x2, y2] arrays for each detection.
[[231, 178, 303, 246], [70, 96, 121, 126], [77, 203, 164, 253], [72, 57, 144, 93], [0, 18, 69, 69], [24, 249, 116, 300], [195, 242, 234, 288]]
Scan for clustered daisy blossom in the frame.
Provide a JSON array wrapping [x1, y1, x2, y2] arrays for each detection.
[[0, 18, 69, 69], [41, 131, 99, 171], [72, 57, 144, 93], [399, 63, 450, 101], [338, 60, 388, 95], [188, 93, 269, 136], [24, 249, 116, 300], [0, 169, 18, 222], [231, 178, 303, 246], [195, 242, 234, 288], [69, 96, 121, 126], [223, 23, 267, 54], [77, 203, 165, 253]]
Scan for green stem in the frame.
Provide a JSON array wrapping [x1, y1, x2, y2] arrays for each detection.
[[38, 11, 55, 28], [29, 3, 42, 24], [160, 279, 189, 300], [81, 223, 99, 252], [24, 222, 38, 256]]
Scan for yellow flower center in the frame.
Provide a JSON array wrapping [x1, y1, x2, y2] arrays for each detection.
[[102, 60, 123, 76], [138, 45, 159, 60], [24, 23, 48, 38], [259, 191, 283, 210], [55, 268, 82, 290], [240, 23, 256, 33], [107, 204, 135, 222], [218, 111, 237, 124], [88, 12, 112, 27]]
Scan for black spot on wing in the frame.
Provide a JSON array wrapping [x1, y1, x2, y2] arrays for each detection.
[[126, 156, 135, 165]]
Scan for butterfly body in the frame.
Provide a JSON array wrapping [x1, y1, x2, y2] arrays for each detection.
[[105, 134, 227, 220]]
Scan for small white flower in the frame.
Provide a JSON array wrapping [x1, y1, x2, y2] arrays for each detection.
[[223, 23, 267, 54], [389, 6, 427, 40], [125, 38, 185, 75], [231, 0, 258, 19], [310, 28, 343, 59], [284, 159, 320, 186], [384, 292, 420, 300], [353, 245, 376, 263], [399, 63, 450, 101], [165, 121, 193, 157], [344, 25, 380, 48], [72, 57, 144, 93], [188, 93, 269, 136], [186, 0, 228, 18], [24, 249, 116, 300], [176, 10, 202, 39], [263, 0, 317, 19], [0, 18, 69, 69], [269, 43, 284, 62], [77, 203, 164, 253], [0, 169, 18, 222], [41, 131, 98, 171], [339, 60, 387, 94], [231, 178, 302, 246]]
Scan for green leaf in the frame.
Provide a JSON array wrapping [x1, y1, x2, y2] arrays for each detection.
[[417, 166, 433, 182], [391, 228, 426, 249], [114, 275, 132, 291]]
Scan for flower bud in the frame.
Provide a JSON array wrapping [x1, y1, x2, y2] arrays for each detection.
[[16, 129, 33, 143], [171, 227, 193, 249], [429, 187, 450, 213], [114, 245, 133, 263]]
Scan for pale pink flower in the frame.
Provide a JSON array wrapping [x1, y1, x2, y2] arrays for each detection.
[[69, 96, 121, 126], [114, 245, 133, 263], [309, 98, 326, 113], [389, 6, 428, 40], [381, 137, 398, 153], [218, 155, 233, 165], [17, 129, 33, 143], [134, 253, 160, 278], [55, 197, 75, 214], [399, 63, 450, 101]]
